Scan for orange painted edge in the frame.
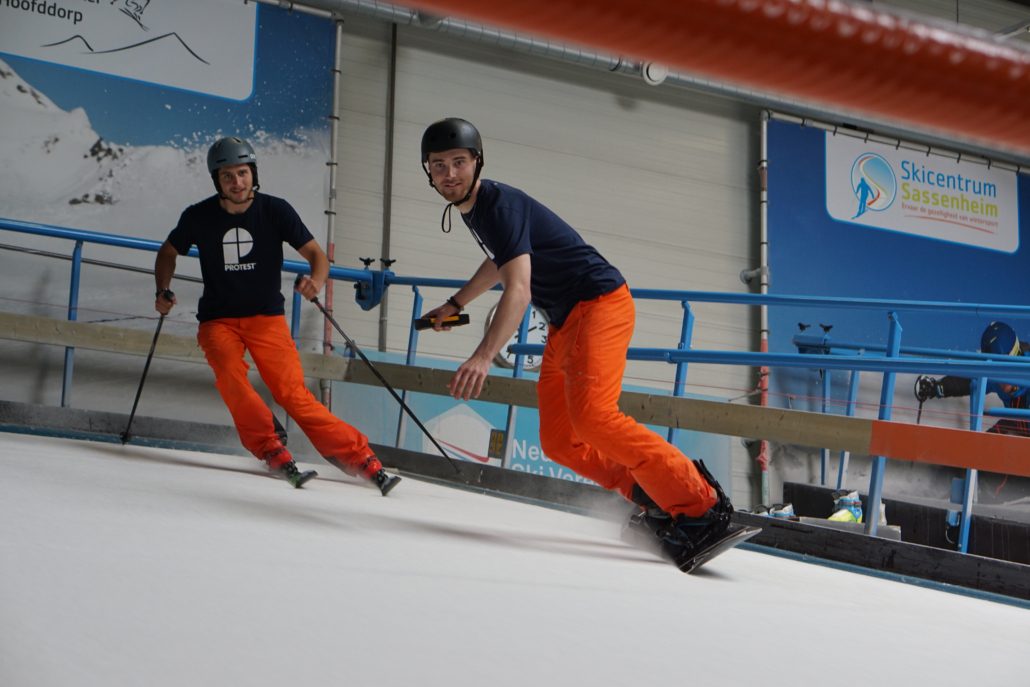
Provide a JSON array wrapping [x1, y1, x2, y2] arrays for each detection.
[[869, 420, 1030, 478]]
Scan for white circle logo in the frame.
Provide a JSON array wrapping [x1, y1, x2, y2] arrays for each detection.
[[222, 227, 254, 264]]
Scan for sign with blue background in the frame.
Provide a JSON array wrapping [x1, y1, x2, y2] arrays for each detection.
[[767, 118, 1030, 409]]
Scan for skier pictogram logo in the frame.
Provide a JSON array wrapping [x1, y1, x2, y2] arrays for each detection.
[[849, 152, 896, 219]]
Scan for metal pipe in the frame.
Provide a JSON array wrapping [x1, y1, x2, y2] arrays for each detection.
[[794, 335, 1030, 366], [396, 286, 424, 448], [62, 240, 83, 408], [0, 242, 202, 283], [500, 308, 532, 469], [958, 378, 987, 553], [320, 18, 346, 407], [835, 370, 861, 490], [378, 22, 398, 352], [508, 343, 1030, 382], [666, 302, 694, 445], [865, 313, 903, 537], [247, 0, 339, 18], [757, 110, 771, 506]]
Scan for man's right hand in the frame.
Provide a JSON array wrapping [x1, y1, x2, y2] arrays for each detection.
[[155, 289, 176, 316], [914, 375, 942, 402]]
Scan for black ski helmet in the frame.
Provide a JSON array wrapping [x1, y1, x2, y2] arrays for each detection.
[[207, 136, 259, 193], [420, 118, 484, 223], [981, 321, 1020, 356], [420, 117, 483, 164]]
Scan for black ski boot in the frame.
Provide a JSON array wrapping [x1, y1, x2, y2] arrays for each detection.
[[280, 460, 318, 489], [373, 468, 401, 496], [659, 460, 736, 569]]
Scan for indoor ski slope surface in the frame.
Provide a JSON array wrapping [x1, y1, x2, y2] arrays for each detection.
[[1, 432, 1027, 686]]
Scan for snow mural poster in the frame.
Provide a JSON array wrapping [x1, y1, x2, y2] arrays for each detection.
[[0, 0, 257, 99], [0, 3, 334, 240]]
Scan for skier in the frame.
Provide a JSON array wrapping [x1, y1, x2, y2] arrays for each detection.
[[153, 136, 399, 495], [915, 320, 1030, 437], [417, 117, 744, 570]]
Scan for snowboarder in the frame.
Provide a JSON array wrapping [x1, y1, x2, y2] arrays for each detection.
[[417, 118, 749, 570]]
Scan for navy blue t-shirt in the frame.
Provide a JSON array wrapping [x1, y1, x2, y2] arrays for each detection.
[[167, 193, 314, 322], [461, 180, 625, 328]]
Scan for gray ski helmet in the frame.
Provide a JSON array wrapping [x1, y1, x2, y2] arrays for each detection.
[[207, 136, 257, 174], [421, 118, 483, 163]]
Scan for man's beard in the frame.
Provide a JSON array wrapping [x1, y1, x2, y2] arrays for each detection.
[[440, 182, 470, 203]]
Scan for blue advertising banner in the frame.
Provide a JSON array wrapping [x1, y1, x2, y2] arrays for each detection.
[[767, 118, 1030, 409]]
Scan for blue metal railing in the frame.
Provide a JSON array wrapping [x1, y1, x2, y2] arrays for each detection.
[[5, 216, 1030, 552]]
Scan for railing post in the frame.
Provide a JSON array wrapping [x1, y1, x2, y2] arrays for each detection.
[[501, 307, 532, 469], [396, 287, 424, 449], [820, 368, 831, 485], [667, 302, 695, 444], [290, 289, 302, 342], [865, 311, 902, 537], [957, 377, 987, 553], [836, 369, 861, 489], [61, 240, 83, 407]]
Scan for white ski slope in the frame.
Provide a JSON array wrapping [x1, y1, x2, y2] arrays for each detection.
[[1, 431, 1027, 687]]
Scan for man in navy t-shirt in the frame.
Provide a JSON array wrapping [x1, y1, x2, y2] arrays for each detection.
[[153, 136, 399, 495], [419, 118, 737, 569]]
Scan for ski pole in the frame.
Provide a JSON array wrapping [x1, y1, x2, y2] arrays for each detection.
[[296, 276, 462, 475], [121, 293, 173, 444]]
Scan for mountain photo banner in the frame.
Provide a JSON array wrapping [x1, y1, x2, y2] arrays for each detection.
[[0, 0, 257, 100]]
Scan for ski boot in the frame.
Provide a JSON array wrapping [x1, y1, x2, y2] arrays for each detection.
[[373, 468, 402, 496], [280, 460, 318, 489], [356, 456, 401, 496], [658, 460, 736, 570]]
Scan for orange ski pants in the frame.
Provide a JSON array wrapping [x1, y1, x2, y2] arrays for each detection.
[[197, 315, 374, 473], [537, 284, 716, 518]]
